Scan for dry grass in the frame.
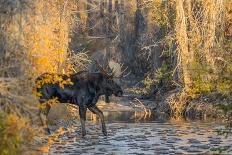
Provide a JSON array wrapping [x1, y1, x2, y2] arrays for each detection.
[[0, 0, 82, 154], [0, 0, 80, 121], [132, 98, 152, 119], [0, 77, 38, 121], [66, 51, 91, 73], [167, 92, 188, 117]]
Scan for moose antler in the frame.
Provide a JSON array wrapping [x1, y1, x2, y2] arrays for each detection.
[[118, 63, 131, 78], [108, 61, 131, 78], [95, 60, 114, 78]]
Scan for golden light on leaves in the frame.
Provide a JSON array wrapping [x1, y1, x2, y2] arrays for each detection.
[[41, 145, 50, 153], [23, 0, 77, 76], [34, 73, 74, 108], [0, 113, 35, 155], [0, 0, 79, 154], [48, 137, 55, 145], [57, 127, 65, 135], [33, 91, 42, 97], [47, 98, 59, 106], [35, 74, 73, 90], [41, 126, 69, 153], [34, 73, 75, 108], [37, 103, 46, 110]]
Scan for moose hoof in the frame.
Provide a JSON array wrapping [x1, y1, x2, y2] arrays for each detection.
[[103, 130, 107, 136], [44, 128, 51, 135], [81, 131, 86, 138]]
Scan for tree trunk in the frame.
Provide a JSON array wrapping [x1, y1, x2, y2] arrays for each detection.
[[108, 0, 113, 39], [175, 0, 194, 91], [87, 0, 94, 36], [109, 0, 112, 13], [135, 0, 145, 39], [100, 0, 105, 17], [119, 0, 125, 43], [203, 0, 222, 72]]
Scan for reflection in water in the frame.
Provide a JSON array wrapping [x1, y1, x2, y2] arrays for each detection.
[[86, 110, 157, 123], [86, 110, 223, 126]]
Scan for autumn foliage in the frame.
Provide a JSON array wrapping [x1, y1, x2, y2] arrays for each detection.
[[0, 0, 231, 154], [0, 0, 78, 154]]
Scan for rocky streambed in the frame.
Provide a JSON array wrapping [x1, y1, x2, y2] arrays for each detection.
[[46, 107, 232, 155]]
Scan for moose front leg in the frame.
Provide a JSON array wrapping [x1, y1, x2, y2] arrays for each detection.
[[105, 95, 110, 103], [88, 105, 107, 136], [79, 104, 87, 137]]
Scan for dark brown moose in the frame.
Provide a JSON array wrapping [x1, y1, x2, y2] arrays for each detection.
[[36, 64, 123, 137]]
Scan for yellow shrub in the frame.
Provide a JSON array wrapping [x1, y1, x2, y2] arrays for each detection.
[[0, 112, 34, 155], [216, 79, 231, 95], [22, 1, 77, 76], [132, 76, 155, 95]]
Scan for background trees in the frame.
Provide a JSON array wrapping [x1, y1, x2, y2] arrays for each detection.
[[0, 0, 231, 153]]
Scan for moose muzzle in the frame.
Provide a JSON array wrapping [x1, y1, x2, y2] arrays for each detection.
[[115, 90, 123, 97]]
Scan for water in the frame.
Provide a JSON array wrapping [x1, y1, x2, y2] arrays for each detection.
[[49, 110, 232, 155]]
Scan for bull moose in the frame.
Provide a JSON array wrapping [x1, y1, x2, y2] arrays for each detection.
[[36, 64, 123, 137]]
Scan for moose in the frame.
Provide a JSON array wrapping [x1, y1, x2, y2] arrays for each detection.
[[36, 63, 123, 137]]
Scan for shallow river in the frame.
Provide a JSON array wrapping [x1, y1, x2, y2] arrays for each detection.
[[49, 110, 232, 155]]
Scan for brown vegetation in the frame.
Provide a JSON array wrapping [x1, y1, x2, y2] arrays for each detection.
[[0, 0, 231, 154], [0, 0, 78, 154]]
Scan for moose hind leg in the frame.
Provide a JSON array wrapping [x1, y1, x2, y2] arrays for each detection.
[[79, 105, 87, 137], [39, 103, 51, 134], [88, 106, 107, 136]]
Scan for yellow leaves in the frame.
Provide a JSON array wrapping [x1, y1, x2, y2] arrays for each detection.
[[34, 74, 74, 107], [35, 73, 73, 91], [24, 2, 70, 76], [59, 78, 73, 89], [66, 64, 76, 75], [41, 127, 67, 153], [58, 140, 63, 144], [57, 127, 65, 135], [4, 115, 27, 134], [0, 113, 35, 155], [80, 12, 88, 20], [132, 76, 156, 95], [57, 48, 65, 55], [48, 137, 55, 145], [35, 78, 60, 107], [47, 98, 59, 106], [216, 79, 231, 95], [7, 114, 17, 122], [41, 145, 50, 153], [44, 39, 51, 48], [37, 98, 59, 110], [37, 103, 47, 110]]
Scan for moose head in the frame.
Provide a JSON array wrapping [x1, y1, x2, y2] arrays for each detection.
[[95, 61, 123, 98]]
